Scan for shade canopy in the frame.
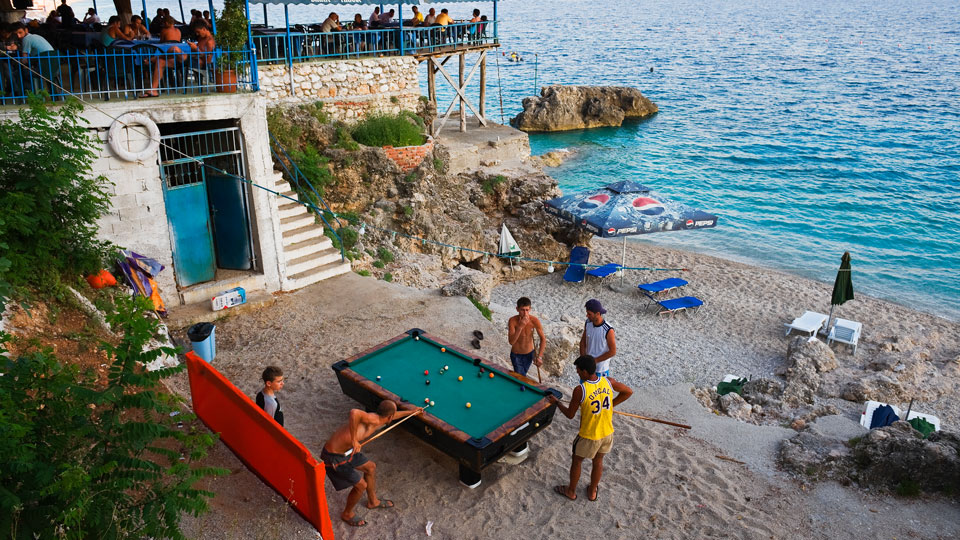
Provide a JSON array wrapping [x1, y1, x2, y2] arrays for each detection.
[[831, 251, 854, 306], [544, 180, 718, 238], [247, 0, 421, 5]]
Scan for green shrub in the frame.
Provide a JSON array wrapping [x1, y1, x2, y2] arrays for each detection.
[[896, 480, 921, 497], [372, 260, 385, 269], [304, 101, 329, 124], [377, 247, 394, 263], [402, 205, 414, 217], [334, 126, 360, 151], [382, 272, 393, 282], [482, 174, 507, 194], [404, 172, 417, 183], [356, 269, 371, 277], [0, 296, 225, 539], [468, 296, 492, 321], [433, 158, 445, 172], [399, 110, 425, 129], [288, 146, 332, 197], [390, 96, 400, 104], [351, 113, 425, 147], [337, 226, 358, 250], [0, 96, 113, 307]]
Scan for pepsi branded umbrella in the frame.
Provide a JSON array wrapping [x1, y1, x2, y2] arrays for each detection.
[[544, 180, 718, 285]]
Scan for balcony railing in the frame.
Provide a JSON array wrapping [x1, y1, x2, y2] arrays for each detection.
[[252, 20, 498, 64], [0, 46, 256, 103]]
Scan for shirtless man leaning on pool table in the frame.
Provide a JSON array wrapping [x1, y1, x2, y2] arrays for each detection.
[[320, 400, 420, 527]]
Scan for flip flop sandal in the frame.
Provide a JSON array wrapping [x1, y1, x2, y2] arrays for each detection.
[[342, 515, 366, 527], [554, 485, 576, 501], [473, 330, 484, 340], [471, 338, 481, 350], [369, 499, 394, 509], [588, 486, 599, 502]]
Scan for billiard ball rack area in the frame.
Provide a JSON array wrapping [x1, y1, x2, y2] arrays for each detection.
[[332, 328, 562, 488]]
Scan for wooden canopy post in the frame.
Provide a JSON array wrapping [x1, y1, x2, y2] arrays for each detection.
[[458, 51, 466, 132], [427, 58, 436, 135], [479, 53, 486, 125]]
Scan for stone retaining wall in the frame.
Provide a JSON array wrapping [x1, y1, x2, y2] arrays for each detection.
[[383, 136, 434, 172], [258, 57, 422, 122]]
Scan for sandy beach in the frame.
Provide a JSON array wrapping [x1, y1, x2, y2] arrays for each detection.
[[166, 239, 960, 540]]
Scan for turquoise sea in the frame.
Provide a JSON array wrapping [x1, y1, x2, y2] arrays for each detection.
[[66, 0, 960, 320]]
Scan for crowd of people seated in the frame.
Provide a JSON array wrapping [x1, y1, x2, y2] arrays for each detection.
[[312, 7, 489, 49]]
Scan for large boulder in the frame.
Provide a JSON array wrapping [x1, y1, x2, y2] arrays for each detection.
[[852, 422, 960, 494], [440, 265, 494, 304], [542, 324, 580, 377], [511, 86, 658, 132]]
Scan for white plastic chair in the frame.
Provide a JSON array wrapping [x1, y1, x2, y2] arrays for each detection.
[[827, 318, 862, 353], [784, 311, 828, 337]]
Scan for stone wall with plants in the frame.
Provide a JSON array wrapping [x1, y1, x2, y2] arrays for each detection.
[[258, 57, 422, 121]]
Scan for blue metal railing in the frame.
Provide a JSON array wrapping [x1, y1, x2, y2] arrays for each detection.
[[268, 132, 346, 262], [251, 20, 498, 64], [0, 46, 256, 103]]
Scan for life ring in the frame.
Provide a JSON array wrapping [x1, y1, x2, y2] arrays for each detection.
[[108, 112, 161, 162]]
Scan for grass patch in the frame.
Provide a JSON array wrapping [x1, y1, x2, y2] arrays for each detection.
[[468, 296, 492, 321], [481, 174, 507, 194], [334, 126, 360, 151], [433, 158, 445, 172], [356, 269, 371, 277], [377, 247, 394, 263], [352, 113, 425, 147], [372, 260, 385, 269], [404, 172, 418, 183], [402, 205, 414, 217], [382, 272, 393, 282], [896, 480, 921, 497], [390, 96, 400, 104]]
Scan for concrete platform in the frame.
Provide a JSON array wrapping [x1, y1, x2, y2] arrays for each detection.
[[165, 290, 277, 330], [435, 119, 541, 177]]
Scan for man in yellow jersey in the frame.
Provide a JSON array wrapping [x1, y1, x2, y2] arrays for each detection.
[[549, 355, 632, 501]]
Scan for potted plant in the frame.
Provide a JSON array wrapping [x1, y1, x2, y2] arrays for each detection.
[[214, 0, 248, 93]]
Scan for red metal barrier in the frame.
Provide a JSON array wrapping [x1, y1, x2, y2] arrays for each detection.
[[185, 351, 335, 539]]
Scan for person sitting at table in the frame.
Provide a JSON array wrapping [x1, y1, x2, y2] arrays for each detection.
[[162, 8, 181, 26], [352, 14, 368, 30], [367, 7, 380, 29], [11, 22, 54, 57], [149, 9, 166, 35], [435, 8, 453, 26], [189, 9, 203, 27], [56, 0, 76, 27], [82, 8, 100, 25], [101, 16, 134, 46], [159, 17, 183, 43], [407, 6, 424, 27], [202, 11, 213, 29], [142, 20, 188, 98], [320, 12, 341, 33], [187, 22, 215, 68], [379, 9, 394, 27], [45, 11, 61, 27], [129, 15, 151, 40], [424, 8, 437, 26]]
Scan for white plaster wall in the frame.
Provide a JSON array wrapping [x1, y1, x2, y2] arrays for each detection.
[[258, 56, 422, 121]]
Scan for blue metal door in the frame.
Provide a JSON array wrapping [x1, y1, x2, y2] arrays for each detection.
[[161, 160, 216, 286], [207, 173, 252, 270]]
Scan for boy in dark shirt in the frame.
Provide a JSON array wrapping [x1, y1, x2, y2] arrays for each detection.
[[255, 366, 285, 426]]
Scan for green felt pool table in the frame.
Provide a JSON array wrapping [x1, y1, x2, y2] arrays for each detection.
[[332, 329, 561, 487]]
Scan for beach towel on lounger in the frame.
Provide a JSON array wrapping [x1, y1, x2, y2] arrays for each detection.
[[869, 404, 899, 429], [717, 378, 746, 396], [908, 417, 936, 438]]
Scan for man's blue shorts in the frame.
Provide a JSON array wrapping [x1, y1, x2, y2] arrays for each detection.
[[510, 350, 535, 375]]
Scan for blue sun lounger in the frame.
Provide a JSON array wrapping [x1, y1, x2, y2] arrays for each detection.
[[563, 246, 590, 283], [642, 292, 704, 316], [638, 278, 688, 305], [586, 263, 622, 282]]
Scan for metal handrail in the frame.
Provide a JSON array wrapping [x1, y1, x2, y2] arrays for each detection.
[[268, 132, 346, 262]]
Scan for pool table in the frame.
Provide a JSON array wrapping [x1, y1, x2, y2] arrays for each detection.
[[332, 328, 561, 487]]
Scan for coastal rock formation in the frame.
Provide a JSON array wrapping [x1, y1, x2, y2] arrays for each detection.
[[542, 324, 580, 377], [511, 86, 658, 132], [440, 265, 494, 305]]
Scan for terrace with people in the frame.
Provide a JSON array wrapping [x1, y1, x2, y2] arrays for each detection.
[[0, 0, 500, 102]]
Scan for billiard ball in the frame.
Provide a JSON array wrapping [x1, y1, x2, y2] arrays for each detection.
[[489, 372, 494, 379], [458, 376, 463, 381], [424, 370, 429, 376], [414, 336, 419, 341], [425, 379, 430, 385], [519, 385, 525, 392], [376, 376, 381, 381], [424, 398, 430, 404], [441, 348, 446, 353], [444, 365, 449, 370], [430, 401, 435, 406], [466, 402, 471, 408]]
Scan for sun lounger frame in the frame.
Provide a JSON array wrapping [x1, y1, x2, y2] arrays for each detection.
[[784, 311, 828, 337]]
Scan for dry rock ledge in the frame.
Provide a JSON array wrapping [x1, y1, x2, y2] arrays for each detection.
[[511, 85, 658, 132]]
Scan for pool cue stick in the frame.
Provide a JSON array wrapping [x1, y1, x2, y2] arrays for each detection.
[[536, 362, 542, 384], [358, 406, 427, 449], [613, 410, 691, 430]]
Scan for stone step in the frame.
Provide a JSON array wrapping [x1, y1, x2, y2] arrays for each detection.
[[282, 223, 325, 246], [278, 199, 309, 220], [283, 235, 333, 261], [280, 212, 316, 232], [275, 181, 292, 192], [285, 248, 343, 276], [179, 273, 267, 306], [283, 259, 352, 291]]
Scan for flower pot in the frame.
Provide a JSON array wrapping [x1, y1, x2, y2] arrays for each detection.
[[215, 69, 238, 93]]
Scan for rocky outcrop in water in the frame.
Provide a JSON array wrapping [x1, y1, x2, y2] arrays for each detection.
[[511, 85, 658, 132]]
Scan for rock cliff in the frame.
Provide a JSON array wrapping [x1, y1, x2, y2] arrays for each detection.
[[511, 85, 658, 132]]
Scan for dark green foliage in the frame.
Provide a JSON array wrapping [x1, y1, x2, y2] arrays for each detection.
[[0, 96, 113, 308], [334, 126, 359, 151], [404, 172, 418, 183], [356, 269, 371, 277], [288, 146, 332, 196], [433, 158, 445, 172], [390, 96, 400, 104], [399, 110, 425, 130], [481, 174, 507, 194], [337, 227, 358, 250], [896, 480, 921, 497], [402, 205, 414, 217], [305, 101, 329, 124], [372, 260, 385, 269], [214, 0, 249, 69], [382, 272, 393, 282], [468, 296, 492, 321], [0, 296, 225, 539], [351, 114, 425, 148], [377, 247, 394, 263]]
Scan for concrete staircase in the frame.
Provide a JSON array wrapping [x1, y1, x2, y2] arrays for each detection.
[[275, 175, 351, 291]]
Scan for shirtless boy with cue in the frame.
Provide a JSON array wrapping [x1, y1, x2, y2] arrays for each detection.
[[320, 400, 420, 527], [507, 296, 546, 377]]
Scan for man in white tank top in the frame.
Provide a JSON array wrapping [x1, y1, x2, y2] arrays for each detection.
[[580, 299, 616, 376]]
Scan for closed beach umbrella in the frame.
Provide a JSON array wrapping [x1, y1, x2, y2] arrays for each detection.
[[544, 180, 718, 286], [826, 251, 854, 331], [498, 223, 522, 273]]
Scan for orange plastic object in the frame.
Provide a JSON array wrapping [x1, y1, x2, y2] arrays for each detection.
[[86, 269, 117, 289]]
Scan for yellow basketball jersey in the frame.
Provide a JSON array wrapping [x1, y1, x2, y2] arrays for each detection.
[[578, 376, 614, 440]]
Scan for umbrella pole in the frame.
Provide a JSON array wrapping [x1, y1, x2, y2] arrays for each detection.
[[620, 236, 627, 288], [826, 305, 836, 336]]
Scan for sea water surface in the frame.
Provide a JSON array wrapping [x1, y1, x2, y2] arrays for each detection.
[[425, 0, 960, 320], [68, 0, 960, 319]]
